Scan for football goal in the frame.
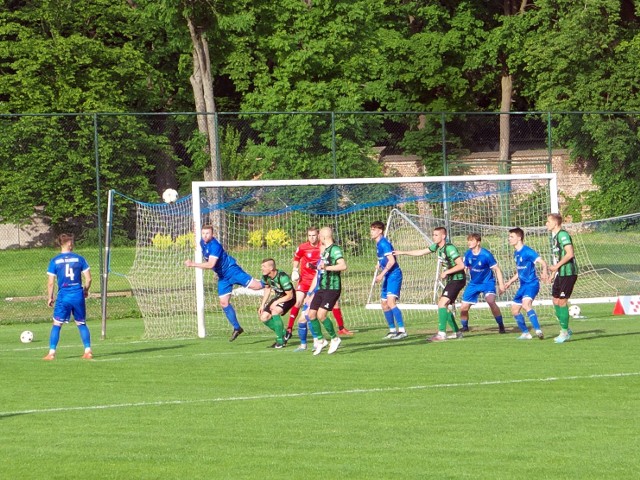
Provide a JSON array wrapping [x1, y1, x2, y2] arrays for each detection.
[[104, 173, 630, 339]]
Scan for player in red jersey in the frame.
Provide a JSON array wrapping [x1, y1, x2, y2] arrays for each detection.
[[284, 226, 353, 342]]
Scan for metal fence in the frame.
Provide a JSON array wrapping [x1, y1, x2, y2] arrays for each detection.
[[1, 111, 638, 324]]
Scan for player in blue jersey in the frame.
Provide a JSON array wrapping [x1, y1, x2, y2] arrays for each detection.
[[503, 227, 550, 340], [43, 234, 93, 360], [370, 221, 406, 339], [460, 233, 506, 334], [185, 224, 262, 341]]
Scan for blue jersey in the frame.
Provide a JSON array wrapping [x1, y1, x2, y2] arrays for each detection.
[[47, 252, 90, 293], [201, 237, 239, 278], [376, 236, 399, 273], [514, 245, 540, 285], [464, 248, 497, 285]]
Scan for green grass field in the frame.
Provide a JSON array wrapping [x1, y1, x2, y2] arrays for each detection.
[[2, 304, 639, 479]]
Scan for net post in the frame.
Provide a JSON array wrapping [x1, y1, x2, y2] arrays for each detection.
[[192, 183, 206, 338], [100, 189, 114, 340]]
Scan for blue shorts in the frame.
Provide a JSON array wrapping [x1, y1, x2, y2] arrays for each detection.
[[462, 281, 496, 304], [513, 282, 540, 305], [53, 290, 87, 324], [381, 269, 402, 301], [217, 265, 254, 296]]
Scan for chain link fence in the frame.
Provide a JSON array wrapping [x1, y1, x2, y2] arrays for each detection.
[[1, 111, 637, 324]]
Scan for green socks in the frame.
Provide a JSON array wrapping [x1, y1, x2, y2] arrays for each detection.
[[555, 305, 570, 330], [322, 318, 337, 339], [265, 315, 285, 344], [437, 307, 449, 332]]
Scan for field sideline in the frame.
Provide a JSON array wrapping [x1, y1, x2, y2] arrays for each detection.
[[1, 306, 639, 479]]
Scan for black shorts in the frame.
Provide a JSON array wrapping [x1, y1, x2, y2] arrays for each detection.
[[442, 279, 466, 303], [552, 275, 577, 299], [309, 289, 341, 312], [266, 296, 296, 315]]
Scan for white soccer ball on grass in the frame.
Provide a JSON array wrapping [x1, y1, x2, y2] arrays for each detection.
[[162, 188, 179, 203], [569, 304, 581, 318], [20, 330, 34, 343]]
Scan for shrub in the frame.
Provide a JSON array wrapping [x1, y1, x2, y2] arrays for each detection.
[[151, 233, 173, 249], [175, 232, 195, 249], [265, 228, 291, 248], [248, 229, 265, 248]]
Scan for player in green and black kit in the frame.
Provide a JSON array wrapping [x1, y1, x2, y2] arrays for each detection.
[[546, 213, 578, 343], [395, 226, 466, 342], [259, 258, 296, 349], [307, 226, 347, 356]]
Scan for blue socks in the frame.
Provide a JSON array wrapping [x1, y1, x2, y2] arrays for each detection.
[[298, 322, 308, 345], [392, 307, 404, 329], [527, 310, 540, 330], [383, 310, 395, 330], [49, 324, 61, 350], [222, 305, 241, 330], [514, 314, 528, 333], [77, 323, 91, 348], [495, 315, 504, 327]]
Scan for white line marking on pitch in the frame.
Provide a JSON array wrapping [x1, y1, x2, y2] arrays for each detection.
[[1, 371, 638, 418]]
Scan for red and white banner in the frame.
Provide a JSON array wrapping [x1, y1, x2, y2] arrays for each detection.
[[613, 296, 640, 315]]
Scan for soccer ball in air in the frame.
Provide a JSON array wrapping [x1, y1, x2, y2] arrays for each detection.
[[20, 330, 34, 343], [569, 305, 581, 318], [162, 188, 179, 203]]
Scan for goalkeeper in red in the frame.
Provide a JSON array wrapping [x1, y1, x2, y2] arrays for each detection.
[[546, 213, 578, 343]]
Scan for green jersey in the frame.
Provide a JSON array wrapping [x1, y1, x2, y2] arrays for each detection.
[[318, 244, 344, 290], [551, 229, 578, 276], [261, 270, 294, 299], [429, 241, 465, 282]]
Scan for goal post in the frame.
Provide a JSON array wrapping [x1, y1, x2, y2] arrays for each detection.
[[191, 173, 560, 335]]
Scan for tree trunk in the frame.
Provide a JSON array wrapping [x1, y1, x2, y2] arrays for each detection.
[[187, 17, 219, 182], [499, 73, 512, 172]]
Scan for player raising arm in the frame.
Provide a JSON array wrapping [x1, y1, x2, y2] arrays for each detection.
[[185, 225, 263, 342], [395, 226, 465, 342]]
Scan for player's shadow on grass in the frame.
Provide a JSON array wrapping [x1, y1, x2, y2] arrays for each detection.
[[567, 329, 639, 342], [338, 337, 426, 354], [98, 344, 188, 357]]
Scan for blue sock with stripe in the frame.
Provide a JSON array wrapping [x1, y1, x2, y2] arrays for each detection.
[[77, 323, 91, 348], [527, 310, 541, 330], [222, 305, 241, 330]]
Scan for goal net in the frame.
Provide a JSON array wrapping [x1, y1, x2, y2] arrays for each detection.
[[105, 174, 637, 339], [189, 174, 562, 336]]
